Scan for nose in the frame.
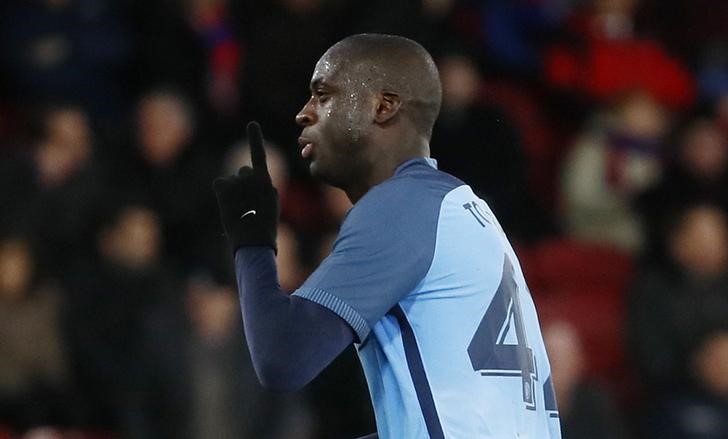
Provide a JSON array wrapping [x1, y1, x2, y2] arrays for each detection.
[[295, 98, 317, 127]]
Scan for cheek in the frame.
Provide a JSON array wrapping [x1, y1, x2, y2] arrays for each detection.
[[318, 87, 369, 139], [321, 103, 353, 145], [315, 94, 371, 164], [345, 94, 373, 140]]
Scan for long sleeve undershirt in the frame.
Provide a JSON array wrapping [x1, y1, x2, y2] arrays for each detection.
[[234, 247, 355, 391]]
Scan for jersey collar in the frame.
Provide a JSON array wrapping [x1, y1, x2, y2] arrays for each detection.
[[394, 157, 439, 176]]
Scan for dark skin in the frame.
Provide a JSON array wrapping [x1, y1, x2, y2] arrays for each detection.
[[295, 43, 432, 204]]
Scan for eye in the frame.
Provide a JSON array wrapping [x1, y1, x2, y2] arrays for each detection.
[[314, 89, 329, 103]]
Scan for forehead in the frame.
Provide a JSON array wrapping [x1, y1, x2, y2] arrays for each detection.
[[311, 49, 346, 85], [310, 48, 377, 89]]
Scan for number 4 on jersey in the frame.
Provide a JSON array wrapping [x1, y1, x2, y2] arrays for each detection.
[[467, 257, 538, 410]]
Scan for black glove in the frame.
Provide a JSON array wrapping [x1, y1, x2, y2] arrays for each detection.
[[213, 121, 279, 253]]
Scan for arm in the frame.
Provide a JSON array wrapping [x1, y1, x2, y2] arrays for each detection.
[[235, 246, 354, 391], [214, 123, 436, 392], [214, 122, 353, 391]]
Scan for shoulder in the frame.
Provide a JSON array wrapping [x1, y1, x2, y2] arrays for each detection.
[[334, 160, 466, 254], [347, 160, 465, 226]]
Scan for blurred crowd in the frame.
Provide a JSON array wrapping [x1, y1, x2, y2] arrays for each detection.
[[1, 0, 728, 438]]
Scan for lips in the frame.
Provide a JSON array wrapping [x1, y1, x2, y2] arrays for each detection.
[[298, 137, 314, 159]]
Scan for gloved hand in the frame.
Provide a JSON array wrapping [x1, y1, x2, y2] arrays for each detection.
[[213, 121, 279, 253]]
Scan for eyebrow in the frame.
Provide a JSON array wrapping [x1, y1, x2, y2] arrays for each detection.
[[309, 78, 330, 92]]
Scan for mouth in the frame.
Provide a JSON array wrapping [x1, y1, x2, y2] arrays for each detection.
[[298, 137, 314, 159]]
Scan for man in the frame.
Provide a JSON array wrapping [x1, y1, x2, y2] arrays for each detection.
[[214, 34, 561, 438]]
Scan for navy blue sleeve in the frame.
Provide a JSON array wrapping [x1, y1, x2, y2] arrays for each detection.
[[234, 247, 354, 391]]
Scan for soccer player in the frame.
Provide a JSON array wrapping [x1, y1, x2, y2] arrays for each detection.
[[214, 34, 561, 438]]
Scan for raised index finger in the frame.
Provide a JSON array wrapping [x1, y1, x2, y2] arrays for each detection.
[[247, 121, 269, 176]]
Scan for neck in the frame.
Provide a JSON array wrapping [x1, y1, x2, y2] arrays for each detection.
[[343, 142, 429, 204]]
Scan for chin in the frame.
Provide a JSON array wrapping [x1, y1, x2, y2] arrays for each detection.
[[310, 163, 345, 188], [309, 161, 329, 182], [308, 159, 321, 177]]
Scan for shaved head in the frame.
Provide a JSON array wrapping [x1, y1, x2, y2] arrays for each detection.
[[296, 33, 442, 201], [323, 34, 442, 138]]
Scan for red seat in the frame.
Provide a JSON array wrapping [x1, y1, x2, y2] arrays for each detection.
[[516, 239, 634, 390], [535, 285, 625, 381], [517, 238, 633, 296]]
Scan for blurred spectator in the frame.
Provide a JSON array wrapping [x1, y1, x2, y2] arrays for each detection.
[[546, 0, 696, 110], [0, 0, 134, 118], [0, 104, 105, 277], [560, 90, 669, 252], [127, 276, 308, 439], [62, 203, 178, 431], [135, 90, 195, 168], [431, 52, 541, 240], [111, 89, 220, 272], [637, 112, 728, 261], [627, 205, 728, 395], [33, 107, 92, 189], [544, 321, 627, 439], [130, 0, 241, 138], [649, 331, 728, 438], [0, 234, 69, 431]]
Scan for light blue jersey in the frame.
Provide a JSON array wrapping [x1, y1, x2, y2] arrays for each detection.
[[294, 158, 560, 438]]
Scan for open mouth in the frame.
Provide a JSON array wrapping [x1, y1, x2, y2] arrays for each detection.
[[298, 137, 314, 159]]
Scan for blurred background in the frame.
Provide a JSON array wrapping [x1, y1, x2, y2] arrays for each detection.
[[1, 0, 728, 438]]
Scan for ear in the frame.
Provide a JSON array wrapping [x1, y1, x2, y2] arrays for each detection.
[[374, 91, 402, 124]]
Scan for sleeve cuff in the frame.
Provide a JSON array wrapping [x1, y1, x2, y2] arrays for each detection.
[[293, 287, 370, 342]]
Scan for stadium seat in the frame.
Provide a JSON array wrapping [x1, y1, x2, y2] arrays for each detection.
[[517, 238, 633, 295], [516, 239, 634, 390]]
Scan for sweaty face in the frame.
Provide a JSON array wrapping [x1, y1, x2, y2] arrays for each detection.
[[295, 51, 376, 188]]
